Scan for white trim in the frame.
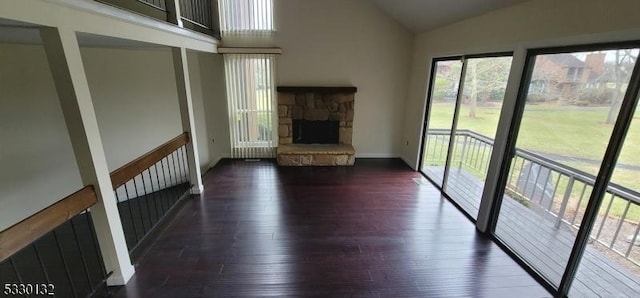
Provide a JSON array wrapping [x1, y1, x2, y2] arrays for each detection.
[[400, 155, 417, 171], [476, 47, 528, 233], [107, 264, 135, 285], [41, 27, 134, 285], [190, 184, 205, 195], [207, 154, 232, 170]]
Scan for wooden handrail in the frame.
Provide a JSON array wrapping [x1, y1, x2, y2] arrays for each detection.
[[110, 132, 190, 189], [0, 186, 98, 262]]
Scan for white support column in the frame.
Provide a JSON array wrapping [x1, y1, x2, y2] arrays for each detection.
[[172, 47, 204, 194], [476, 48, 528, 233], [40, 27, 135, 285]]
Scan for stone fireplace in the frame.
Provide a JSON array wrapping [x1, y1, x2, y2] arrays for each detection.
[[276, 86, 356, 166]]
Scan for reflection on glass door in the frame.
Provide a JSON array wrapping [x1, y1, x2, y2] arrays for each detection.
[[420, 59, 462, 187], [494, 48, 639, 293]]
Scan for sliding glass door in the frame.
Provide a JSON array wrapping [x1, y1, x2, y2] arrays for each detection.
[[420, 55, 512, 219], [492, 46, 640, 296], [571, 94, 640, 296], [420, 45, 640, 296], [421, 59, 463, 187]]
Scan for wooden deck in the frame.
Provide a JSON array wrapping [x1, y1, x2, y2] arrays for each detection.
[[113, 159, 551, 297], [424, 166, 640, 297]]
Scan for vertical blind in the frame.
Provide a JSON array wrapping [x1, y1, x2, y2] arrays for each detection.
[[224, 54, 277, 158], [218, 0, 274, 36]]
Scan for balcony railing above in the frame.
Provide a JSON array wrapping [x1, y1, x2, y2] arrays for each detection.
[[97, 0, 221, 38]]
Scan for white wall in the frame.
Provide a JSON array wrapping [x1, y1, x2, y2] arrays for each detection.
[[0, 44, 220, 230], [197, 53, 230, 168], [402, 0, 640, 169], [273, 0, 413, 157], [81, 47, 183, 171], [0, 44, 83, 230]]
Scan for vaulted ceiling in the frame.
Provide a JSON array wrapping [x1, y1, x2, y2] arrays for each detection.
[[368, 0, 532, 33]]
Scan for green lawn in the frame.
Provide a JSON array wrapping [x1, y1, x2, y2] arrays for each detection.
[[428, 102, 640, 170], [425, 101, 640, 221]]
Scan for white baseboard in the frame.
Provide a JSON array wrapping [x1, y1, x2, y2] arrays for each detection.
[[190, 184, 204, 194], [400, 155, 418, 171], [107, 263, 135, 286], [206, 154, 231, 172]]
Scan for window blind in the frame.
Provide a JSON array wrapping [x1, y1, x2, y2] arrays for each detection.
[[224, 54, 277, 158], [218, 0, 274, 36]]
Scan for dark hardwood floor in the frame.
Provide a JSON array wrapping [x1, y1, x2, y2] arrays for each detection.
[[113, 159, 551, 298]]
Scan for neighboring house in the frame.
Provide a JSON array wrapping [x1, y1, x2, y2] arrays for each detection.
[[528, 53, 605, 102]]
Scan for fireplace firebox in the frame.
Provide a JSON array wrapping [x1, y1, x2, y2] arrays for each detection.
[[293, 120, 339, 144], [276, 86, 356, 166]]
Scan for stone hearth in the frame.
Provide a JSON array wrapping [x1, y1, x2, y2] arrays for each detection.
[[277, 144, 355, 166], [277, 86, 356, 166]]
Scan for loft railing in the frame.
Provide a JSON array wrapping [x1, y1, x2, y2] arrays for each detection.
[[424, 129, 640, 266], [110, 132, 192, 259], [97, 0, 220, 38], [0, 186, 112, 297]]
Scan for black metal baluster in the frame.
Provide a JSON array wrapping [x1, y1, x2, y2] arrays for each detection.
[[136, 174, 155, 231], [175, 147, 183, 184], [52, 230, 78, 298], [153, 163, 168, 216], [179, 147, 189, 192], [182, 145, 191, 184], [9, 258, 24, 284], [169, 152, 182, 203], [156, 161, 171, 216], [162, 157, 179, 207], [69, 217, 94, 293], [173, 149, 184, 184], [179, 146, 188, 184], [142, 169, 160, 225], [86, 212, 108, 279], [131, 178, 148, 235], [123, 184, 140, 245], [32, 243, 51, 284], [172, 150, 183, 201]]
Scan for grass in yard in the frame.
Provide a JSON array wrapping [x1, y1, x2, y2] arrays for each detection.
[[425, 101, 640, 221], [427, 102, 640, 168]]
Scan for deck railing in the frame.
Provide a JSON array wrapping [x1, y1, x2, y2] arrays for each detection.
[[424, 129, 640, 266], [110, 132, 192, 258], [97, 0, 220, 38], [0, 186, 112, 297]]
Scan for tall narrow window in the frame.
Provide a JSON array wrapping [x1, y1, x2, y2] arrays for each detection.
[[218, 0, 274, 36], [224, 54, 277, 158]]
